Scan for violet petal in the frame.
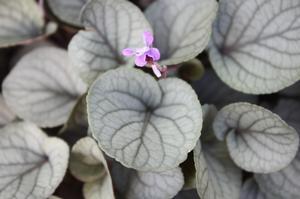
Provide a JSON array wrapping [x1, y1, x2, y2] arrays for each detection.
[[143, 31, 154, 47], [148, 48, 160, 61], [135, 54, 147, 66]]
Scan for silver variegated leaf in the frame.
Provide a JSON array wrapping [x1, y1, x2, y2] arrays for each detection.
[[194, 105, 242, 199], [0, 0, 57, 48], [209, 0, 300, 94], [213, 102, 299, 173], [87, 68, 202, 171], [0, 122, 69, 199], [46, 0, 89, 27], [68, 0, 151, 84], [2, 46, 87, 127], [145, 0, 218, 65]]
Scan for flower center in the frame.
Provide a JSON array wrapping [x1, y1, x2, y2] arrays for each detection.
[[146, 55, 154, 65]]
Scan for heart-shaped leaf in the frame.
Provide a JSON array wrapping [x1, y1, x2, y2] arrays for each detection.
[[0, 95, 16, 127], [209, 0, 300, 94], [213, 102, 299, 173], [0, 0, 57, 48], [46, 0, 89, 27], [145, 0, 218, 65], [68, 0, 151, 84], [2, 46, 87, 127], [70, 137, 115, 199], [0, 122, 69, 199], [192, 69, 258, 109], [127, 168, 184, 199], [87, 68, 202, 171], [194, 105, 242, 199], [253, 99, 300, 199], [240, 178, 268, 199]]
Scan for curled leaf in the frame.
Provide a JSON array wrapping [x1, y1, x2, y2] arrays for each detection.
[[70, 137, 107, 182], [71, 137, 115, 199], [213, 102, 299, 173], [194, 105, 242, 199]]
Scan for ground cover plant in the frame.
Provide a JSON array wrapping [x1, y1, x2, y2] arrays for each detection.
[[0, 0, 300, 198]]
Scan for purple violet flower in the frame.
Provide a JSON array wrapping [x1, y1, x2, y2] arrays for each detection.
[[122, 31, 163, 78]]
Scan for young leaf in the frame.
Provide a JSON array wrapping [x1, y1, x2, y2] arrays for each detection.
[[240, 178, 268, 199], [2, 46, 87, 127], [0, 95, 16, 127], [87, 68, 202, 171], [194, 105, 242, 199], [70, 137, 115, 199], [68, 0, 151, 84], [0, 122, 69, 199], [145, 0, 218, 65], [83, 177, 115, 199], [209, 0, 300, 94], [46, 0, 89, 27], [127, 168, 184, 199], [70, 137, 107, 183], [0, 0, 57, 48], [192, 69, 257, 108], [213, 102, 299, 173]]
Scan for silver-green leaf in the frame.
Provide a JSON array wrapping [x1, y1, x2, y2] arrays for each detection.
[[145, 0, 218, 65], [213, 102, 299, 173], [194, 105, 242, 199], [0, 122, 69, 199], [0, 0, 57, 48], [46, 0, 89, 27], [209, 0, 300, 94], [2, 46, 87, 127], [68, 0, 151, 84], [87, 68, 202, 171]]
